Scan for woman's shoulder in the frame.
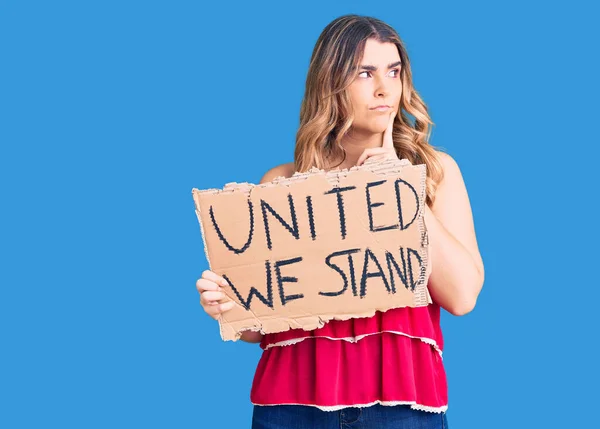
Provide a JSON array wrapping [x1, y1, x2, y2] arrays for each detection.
[[259, 162, 295, 184], [432, 148, 455, 171]]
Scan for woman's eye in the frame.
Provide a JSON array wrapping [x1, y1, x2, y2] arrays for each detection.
[[359, 69, 400, 78]]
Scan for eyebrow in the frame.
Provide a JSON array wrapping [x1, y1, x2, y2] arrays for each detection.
[[359, 60, 402, 71]]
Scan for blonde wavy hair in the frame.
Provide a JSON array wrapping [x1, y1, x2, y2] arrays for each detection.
[[294, 14, 446, 207]]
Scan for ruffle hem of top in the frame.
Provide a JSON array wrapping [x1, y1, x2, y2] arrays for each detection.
[[250, 303, 448, 413]]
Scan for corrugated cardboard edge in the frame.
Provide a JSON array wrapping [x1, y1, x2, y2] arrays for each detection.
[[191, 157, 432, 341]]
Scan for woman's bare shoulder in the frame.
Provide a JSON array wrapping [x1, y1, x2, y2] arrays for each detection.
[[433, 148, 451, 165], [259, 162, 295, 184]]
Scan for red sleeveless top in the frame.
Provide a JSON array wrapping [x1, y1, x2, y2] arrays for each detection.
[[250, 303, 448, 413]]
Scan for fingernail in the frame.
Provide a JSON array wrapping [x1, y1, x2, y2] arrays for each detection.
[[220, 279, 229, 287]]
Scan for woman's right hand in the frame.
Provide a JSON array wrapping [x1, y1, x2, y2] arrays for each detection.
[[196, 269, 236, 320]]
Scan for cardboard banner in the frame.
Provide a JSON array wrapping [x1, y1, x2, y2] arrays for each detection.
[[191, 158, 432, 341]]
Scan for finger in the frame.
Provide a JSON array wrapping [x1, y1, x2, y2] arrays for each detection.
[[196, 278, 222, 293], [201, 290, 226, 303], [204, 304, 222, 319], [381, 110, 397, 149], [357, 148, 385, 166], [356, 148, 377, 166], [201, 269, 229, 287], [360, 151, 397, 166], [205, 300, 236, 319]]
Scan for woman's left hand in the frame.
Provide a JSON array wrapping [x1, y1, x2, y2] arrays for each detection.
[[356, 110, 399, 166]]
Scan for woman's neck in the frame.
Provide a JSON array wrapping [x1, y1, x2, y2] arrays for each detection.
[[328, 129, 383, 170]]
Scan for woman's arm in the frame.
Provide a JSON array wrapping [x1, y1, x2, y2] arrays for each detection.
[[240, 330, 264, 343], [425, 151, 485, 316]]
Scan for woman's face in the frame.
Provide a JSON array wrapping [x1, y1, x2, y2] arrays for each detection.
[[347, 39, 403, 135]]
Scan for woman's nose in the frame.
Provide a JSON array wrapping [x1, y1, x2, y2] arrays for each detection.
[[375, 78, 389, 97]]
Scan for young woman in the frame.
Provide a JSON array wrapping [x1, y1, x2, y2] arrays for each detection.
[[196, 14, 484, 429]]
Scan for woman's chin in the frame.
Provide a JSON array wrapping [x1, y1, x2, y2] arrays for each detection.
[[369, 124, 388, 134], [350, 122, 387, 135]]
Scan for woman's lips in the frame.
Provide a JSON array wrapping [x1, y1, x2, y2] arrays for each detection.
[[370, 106, 391, 112]]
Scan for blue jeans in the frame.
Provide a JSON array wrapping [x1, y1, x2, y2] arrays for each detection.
[[252, 404, 449, 428]]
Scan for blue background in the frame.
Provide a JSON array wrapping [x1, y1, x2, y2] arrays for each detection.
[[2, 1, 598, 427]]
